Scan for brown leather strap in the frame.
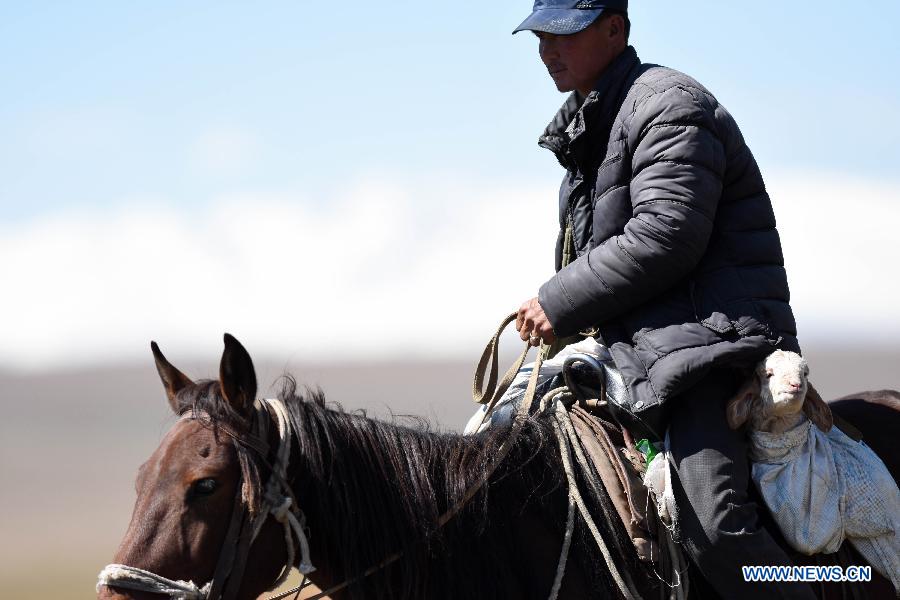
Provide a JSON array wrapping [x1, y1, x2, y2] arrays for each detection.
[[472, 313, 530, 403], [205, 483, 248, 599], [473, 312, 513, 403], [569, 406, 657, 562], [220, 508, 256, 600], [207, 406, 290, 599], [471, 312, 534, 432]]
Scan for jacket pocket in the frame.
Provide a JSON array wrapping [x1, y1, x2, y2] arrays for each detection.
[[690, 279, 772, 340], [690, 279, 735, 334], [699, 312, 735, 334]]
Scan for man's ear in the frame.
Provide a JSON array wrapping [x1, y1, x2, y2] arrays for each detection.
[[803, 382, 833, 432], [151, 341, 194, 414], [219, 333, 257, 416], [601, 13, 625, 41], [608, 14, 623, 39], [726, 376, 760, 430]]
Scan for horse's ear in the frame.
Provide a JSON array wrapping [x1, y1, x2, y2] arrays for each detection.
[[151, 341, 194, 413], [804, 382, 833, 432], [726, 376, 760, 430], [219, 333, 257, 415]]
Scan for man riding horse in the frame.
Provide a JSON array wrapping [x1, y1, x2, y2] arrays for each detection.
[[511, 2, 816, 597]]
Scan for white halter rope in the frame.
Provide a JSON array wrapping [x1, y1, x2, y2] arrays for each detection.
[[254, 397, 315, 581], [96, 565, 211, 599], [97, 398, 314, 599]]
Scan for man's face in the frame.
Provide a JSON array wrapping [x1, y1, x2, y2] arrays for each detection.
[[536, 16, 624, 95]]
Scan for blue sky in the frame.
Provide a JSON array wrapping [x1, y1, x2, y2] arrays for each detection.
[[3, 1, 898, 221], [1, 2, 899, 369]]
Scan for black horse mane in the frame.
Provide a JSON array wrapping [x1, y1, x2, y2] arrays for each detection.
[[174, 377, 647, 600]]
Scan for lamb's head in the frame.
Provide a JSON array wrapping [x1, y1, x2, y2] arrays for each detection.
[[761, 350, 809, 416], [726, 350, 833, 434]]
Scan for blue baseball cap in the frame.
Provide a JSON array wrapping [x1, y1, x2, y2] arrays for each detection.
[[513, 0, 628, 35]]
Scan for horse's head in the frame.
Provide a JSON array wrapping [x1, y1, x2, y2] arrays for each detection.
[[98, 335, 290, 599]]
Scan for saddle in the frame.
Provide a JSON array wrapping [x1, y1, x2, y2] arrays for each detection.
[[470, 316, 681, 581], [568, 403, 657, 560], [560, 357, 666, 563], [555, 357, 696, 600]]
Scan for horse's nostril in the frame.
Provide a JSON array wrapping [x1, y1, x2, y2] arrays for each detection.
[[96, 586, 137, 600]]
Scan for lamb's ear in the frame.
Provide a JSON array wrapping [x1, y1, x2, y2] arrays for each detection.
[[151, 341, 194, 414], [726, 376, 760, 430], [803, 382, 833, 432], [219, 333, 257, 416]]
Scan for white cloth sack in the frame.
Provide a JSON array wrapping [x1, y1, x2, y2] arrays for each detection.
[[750, 420, 900, 592], [642, 432, 678, 530]]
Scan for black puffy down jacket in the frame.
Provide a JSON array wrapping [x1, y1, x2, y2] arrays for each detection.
[[537, 46, 800, 415]]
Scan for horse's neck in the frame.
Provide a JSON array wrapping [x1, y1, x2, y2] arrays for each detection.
[[286, 408, 460, 591], [286, 406, 560, 599]]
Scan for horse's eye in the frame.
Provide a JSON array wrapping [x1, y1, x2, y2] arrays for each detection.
[[765, 370, 774, 378], [191, 478, 218, 498]]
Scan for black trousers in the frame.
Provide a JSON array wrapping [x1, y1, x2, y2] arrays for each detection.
[[667, 369, 817, 600]]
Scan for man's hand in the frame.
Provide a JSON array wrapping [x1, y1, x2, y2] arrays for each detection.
[[516, 297, 557, 347]]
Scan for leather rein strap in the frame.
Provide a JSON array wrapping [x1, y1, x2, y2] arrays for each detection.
[[209, 445, 261, 600], [190, 405, 277, 600]]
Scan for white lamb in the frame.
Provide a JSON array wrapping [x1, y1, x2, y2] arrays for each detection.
[[727, 350, 900, 593]]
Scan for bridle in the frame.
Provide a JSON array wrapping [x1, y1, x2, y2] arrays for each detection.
[[97, 314, 640, 600], [96, 321, 579, 600], [97, 317, 538, 600], [97, 397, 315, 600]]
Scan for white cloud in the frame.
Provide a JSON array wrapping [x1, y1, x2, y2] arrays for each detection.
[[767, 170, 900, 344], [0, 174, 559, 370], [2, 170, 897, 371]]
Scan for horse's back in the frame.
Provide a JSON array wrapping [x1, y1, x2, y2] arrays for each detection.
[[829, 390, 900, 482]]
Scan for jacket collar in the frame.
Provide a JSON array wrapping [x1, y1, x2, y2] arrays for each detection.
[[539, 45, 641, 169]]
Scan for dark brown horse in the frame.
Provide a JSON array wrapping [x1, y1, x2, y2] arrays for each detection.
[[99, 335, 899, 600]]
